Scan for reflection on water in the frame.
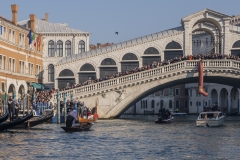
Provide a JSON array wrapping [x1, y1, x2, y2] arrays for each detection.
[[0, 115, 240, 159]]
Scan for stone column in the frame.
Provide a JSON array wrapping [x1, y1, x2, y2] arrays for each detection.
[[183, 21, 191, 56], [223, 18, 231, 55], [228, 96, 231, 114]]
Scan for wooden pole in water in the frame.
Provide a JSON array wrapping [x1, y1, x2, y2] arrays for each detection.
[[57, 91, 60, 124], [63, 92, 66, 123]]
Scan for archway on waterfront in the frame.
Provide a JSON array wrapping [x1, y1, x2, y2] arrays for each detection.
[[58, 69, 75, 89], [99, 58, 117, 78], [18, 85, 25, 99], [121, 53, 139, 72], [210, 89, 218, 105], [231, 40, 240, 56], [142, 47, 161, 66], [78, 63, 96, 83], [230, 87, 239, 115], [164, 41, 183, 60], [8, 84, 16, 98], [220, 88, 228, 112]]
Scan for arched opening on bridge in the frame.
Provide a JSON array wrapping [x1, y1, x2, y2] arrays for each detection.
[[121, 53, 139, 72], [191, 18, 222, 54], [142, 47, 161, 66], [192, 29, 215, 55], [58, 69, 75, 89], [18, 85, 25, 99], [78, 63, 96, 83], [210, 89, 218, 105], [164, 41, 183, 60], [230, 87, 239, 115], [220, 88, 228, 113], [100, 58, 117, 78], [8, 84, 16, 98], [231, 40, 240, 56]]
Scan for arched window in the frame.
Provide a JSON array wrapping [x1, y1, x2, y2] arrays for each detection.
[[48, 40, 55, 57], [48, 64, 54, 82], [57, 40, 63, 57], [144, 47, 159, 54], [65, 40, 71, 56], [151, 100, 155, 108], [79, 40, 85, 53]]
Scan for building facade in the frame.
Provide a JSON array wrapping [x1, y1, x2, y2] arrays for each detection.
[[18, 14, 90, 89], [0, 4, 43, 100]]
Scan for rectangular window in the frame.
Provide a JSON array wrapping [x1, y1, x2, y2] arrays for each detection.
[[12, 59, 15, 72], [3, 56, 6, 70], [184, 100, 188, 109], [22, 61, 25, 74], [175, 88, 179, 96], [31, 64, 33, 75], [9, 58, 12, 71], [0, 55, 2, 69], [19, 61, 21, 73], [190, 89, 192, 97], [12, 31, 15, 43], [176, 100, 180, 108], [185, 89, 188, 96], [0, 25, 2, 35], [2, 82, 4, 92], [168, 87, 173, 96]]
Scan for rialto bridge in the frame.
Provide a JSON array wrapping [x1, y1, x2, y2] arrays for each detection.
[[54, 59, 240, 118], [52, 9, 240, 118]]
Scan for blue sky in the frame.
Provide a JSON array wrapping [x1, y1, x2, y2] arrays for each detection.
[[1, 0, 240, 45]]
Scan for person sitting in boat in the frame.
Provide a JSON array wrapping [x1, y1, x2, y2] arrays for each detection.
[[166, 110, 172, 119], [66, 109, 78, 127]]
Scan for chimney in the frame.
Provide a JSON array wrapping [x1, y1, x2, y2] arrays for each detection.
[[11, 4, 18, 25], [29, 14, 36, 32], [45, 13, 48, 21]]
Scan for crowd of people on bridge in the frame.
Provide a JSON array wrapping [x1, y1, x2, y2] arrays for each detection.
[[58, 53, 238, 92]]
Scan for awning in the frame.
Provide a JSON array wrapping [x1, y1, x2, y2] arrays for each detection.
[[32, 82, 43, 89], [38, 83, 50, 90]]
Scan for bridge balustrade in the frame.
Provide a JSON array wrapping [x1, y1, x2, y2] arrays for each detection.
[[53, 59, 240, 100]]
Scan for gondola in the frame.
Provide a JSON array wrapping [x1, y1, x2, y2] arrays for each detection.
[[12, 110, 54, 129], [61, 123, 93, 132], [0, 111, 9, 124], [0, 111, 33, 131]]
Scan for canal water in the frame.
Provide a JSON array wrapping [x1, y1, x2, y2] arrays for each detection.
[[1, 115, 240, 160]]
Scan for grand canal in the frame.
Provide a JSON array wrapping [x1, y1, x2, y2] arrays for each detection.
[[1, 115, 240, 159]]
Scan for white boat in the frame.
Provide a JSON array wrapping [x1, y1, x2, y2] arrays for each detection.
[[196, 111, 226, 127]]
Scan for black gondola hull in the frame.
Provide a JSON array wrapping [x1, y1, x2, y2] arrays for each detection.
[[61, 123, 93, 132], [13, 110, 54, 129], [0, 112, 33, 131], [0, 111, 9, 124]]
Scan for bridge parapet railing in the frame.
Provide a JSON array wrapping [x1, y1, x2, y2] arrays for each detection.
[[54, 59, 240, 100]]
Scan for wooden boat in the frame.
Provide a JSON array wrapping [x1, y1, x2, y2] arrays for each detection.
[[155, 116, 174, 124], [78, 100, 99, 123], [12, 110, 54, 129], [0, 111, 33, 131], [196, 111, 226, 127], [61, 123, 93, 132], [170, 111, 187, 116], [0, 111, 9, 124]]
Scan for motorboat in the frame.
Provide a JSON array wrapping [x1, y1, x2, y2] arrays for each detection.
[[196, 111, 226, 127], [155, 116, 174, 124]]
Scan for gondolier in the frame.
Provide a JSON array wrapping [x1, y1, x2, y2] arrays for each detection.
[[66, 109, 77, 127], [8, 97, 14, 121]]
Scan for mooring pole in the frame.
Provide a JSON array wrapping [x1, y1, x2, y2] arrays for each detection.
[[63, 92, 66, 123], [57, 91, 60, 124]]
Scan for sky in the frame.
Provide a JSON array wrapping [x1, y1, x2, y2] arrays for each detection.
[[1, 0, 240, 45]]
